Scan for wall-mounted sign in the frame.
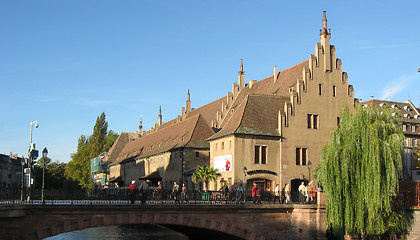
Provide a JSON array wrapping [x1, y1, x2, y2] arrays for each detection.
[[214, 154, 232, 172]]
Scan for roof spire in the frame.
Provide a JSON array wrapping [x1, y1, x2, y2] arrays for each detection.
[[187, 89, 190, 101], [186, 89, 191, 113], [240, 59, 244, 72], [320, 11, 331, 37]]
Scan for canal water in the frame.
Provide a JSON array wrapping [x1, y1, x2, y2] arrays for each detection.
[[44, 224, 189, 240]]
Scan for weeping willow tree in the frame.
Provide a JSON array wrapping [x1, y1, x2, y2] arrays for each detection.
[[317, 106, 410, 239]]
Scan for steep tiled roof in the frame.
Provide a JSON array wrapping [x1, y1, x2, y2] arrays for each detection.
[[218, 60, 308, 129], [185, 96, 225, 125], [209, 94, 286, 140], [362, 99, 420, 124], [249, 60, 309, 96], [113, 114, 213, 165], [104, 132, 138, 165]]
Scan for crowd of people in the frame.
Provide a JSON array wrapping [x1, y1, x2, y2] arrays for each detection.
[[128, 179, 318, 205]]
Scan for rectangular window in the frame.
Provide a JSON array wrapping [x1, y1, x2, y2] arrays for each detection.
[[307, 114, 319, 129], [221, 142, 224, 150], [195, 152, 200, 158], [255, 146, 260, 164], [261, 146, 267, 164], [412, 125, 416, 132], [318, 84, 322, 95], [403, 124, 407, 131], [337, 117, 340, 126], [332, 86, 336, 97], [296, 147, 308, 165], [255, 145, 267, 164], [229, 140, 232, 149], [296, 148, 301, 165]]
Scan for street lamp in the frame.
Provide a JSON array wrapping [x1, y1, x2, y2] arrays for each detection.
[[243, 166, 247, 203], [28, 121, 39, 202], [41, 147, 48, 205], [307, 161, 312, 182], [20, 156, 25, 202]]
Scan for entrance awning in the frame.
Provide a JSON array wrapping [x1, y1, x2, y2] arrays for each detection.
[[139, 171, 162, 181]]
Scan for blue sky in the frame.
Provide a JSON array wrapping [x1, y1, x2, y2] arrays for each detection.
[[1, 1, 419, 163]]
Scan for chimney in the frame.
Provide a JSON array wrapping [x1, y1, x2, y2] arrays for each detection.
[[274, 66, 278, 83], [158, 106, 162, 125], [370, 96, 374, 100]]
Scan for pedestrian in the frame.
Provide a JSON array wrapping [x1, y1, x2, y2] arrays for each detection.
[[181, 183, 189, 204], [305, 181, 313, 203], [139, 180, 149, 204], [298, 182, 306, 203], [235, 183, 244, 204], [154, 181, 163, 200], [252, 182, 258, 204], [229, 183, 236, 202], [273, 184, 281, 204], [128, 180, 138, 204], [220, 182, 229, 200], [285, 183, 291, 203], [256, 184, 262, 204], [172, 181, 180, 204], [281, 183, 286, 203]]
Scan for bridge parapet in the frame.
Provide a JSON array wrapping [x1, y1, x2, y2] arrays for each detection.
[[0, 204, 326, 240]]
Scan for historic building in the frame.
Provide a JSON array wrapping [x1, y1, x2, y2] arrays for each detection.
[[0, 153, 23, 188], [106, 12, 356, 194], [362, 98, 420, 180]]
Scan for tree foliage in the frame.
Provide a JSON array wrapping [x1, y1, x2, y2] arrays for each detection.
[[192, 165, 221, 191], [34, 158, 78, 190], [317, 106, 408, 239], [65, 112, 118, 190]]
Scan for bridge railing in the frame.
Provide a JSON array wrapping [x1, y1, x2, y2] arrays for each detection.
[[0, 188, 292, 205]]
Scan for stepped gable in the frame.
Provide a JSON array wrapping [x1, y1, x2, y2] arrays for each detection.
[[217, 60, 308, 130], [105, 132, 139, 165], [114, 114, 212, 165], [209, 94, 286, 140]]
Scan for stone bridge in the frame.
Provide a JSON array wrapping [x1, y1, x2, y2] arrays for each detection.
[[0, 204, 327, 240]]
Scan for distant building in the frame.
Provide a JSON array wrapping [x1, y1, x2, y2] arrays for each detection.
[[90, 152, 108, 188], [0, 153, 23, 188], [362, 98, 420, 179], [106, 12, 358, 196]]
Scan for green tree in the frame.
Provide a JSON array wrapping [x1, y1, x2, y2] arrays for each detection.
[[317, 106, 409, 239], [66, 112, 118, 190], [192, 165, 221, 191], [66, 135, 93, 190]]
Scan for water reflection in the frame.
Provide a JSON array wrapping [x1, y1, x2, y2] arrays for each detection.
[[44, 224, 189, 240]]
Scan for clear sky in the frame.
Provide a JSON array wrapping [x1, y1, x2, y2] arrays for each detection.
[[1, 1, 419, 163]]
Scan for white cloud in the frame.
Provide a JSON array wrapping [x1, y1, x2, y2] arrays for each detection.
[[380, 73, 420, 100]]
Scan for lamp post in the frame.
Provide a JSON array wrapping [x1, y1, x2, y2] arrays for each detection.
[[41, 147, 48, 205], [28, 121, 39, 202], [307, 161, 312, 182], [20, 156, 25, 202], [243, 166, 247, 203]]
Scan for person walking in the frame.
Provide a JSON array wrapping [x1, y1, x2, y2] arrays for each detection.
[[298, 182, 306, 203], [229, 183, 236, 202], [252, 182, 258, 204], [285, 183, 291, 203], [181, 183, 189, 204], [235, 184, 244, 204], [273, 184, 281, 204], [172, 181, 180, 204], [256, 184, 262, 204], [128, 180, 138, 204], [139, 180, 149, 204]]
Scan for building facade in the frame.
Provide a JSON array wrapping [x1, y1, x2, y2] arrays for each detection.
[[107, 12, 355, 195]]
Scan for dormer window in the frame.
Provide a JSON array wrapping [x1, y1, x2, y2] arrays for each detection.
[[379, 103, 386, 108], [391, 104, 398, 109], [404, 114, 411, 119], [404, 106, 411, 112]]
